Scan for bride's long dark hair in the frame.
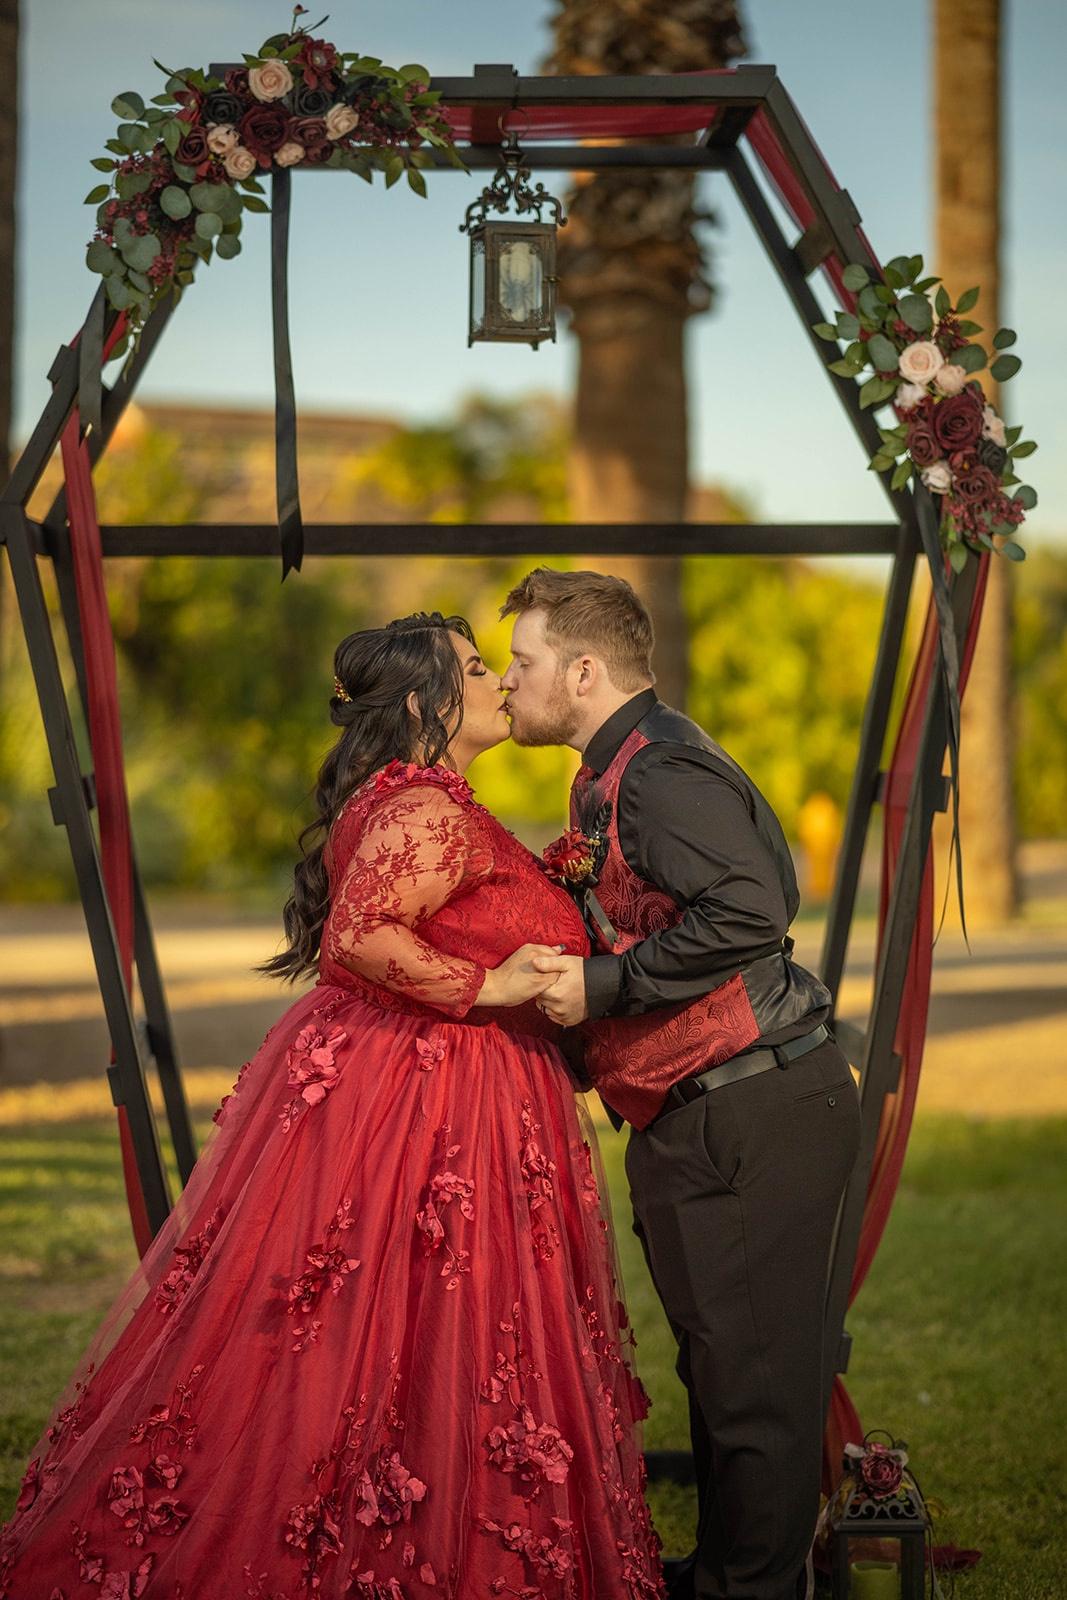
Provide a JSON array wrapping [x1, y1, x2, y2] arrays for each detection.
[[260, 611, 476, 983]]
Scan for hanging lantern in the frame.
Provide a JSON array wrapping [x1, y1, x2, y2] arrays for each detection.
[[826, 1434, 930, 1600], [460, 127, 566, 349]]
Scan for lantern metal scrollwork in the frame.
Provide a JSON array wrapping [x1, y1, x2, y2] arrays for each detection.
[[460, 127, 567, 349]]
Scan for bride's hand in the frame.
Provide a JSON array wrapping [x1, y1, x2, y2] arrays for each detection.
[[475, 944, 566, 1007]]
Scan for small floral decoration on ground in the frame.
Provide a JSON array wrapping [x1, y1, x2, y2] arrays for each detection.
[[814, 254, 1037, 571], [84, 7, 464, 361]]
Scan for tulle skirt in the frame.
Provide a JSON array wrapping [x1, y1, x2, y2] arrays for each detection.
[[1, 982, 664, 1600]]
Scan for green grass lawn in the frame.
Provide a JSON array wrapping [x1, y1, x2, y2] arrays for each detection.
[[1, 1113, 1064, 1598]]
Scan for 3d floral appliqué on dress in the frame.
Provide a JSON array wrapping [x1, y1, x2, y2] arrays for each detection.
[[1, 762, 664, 1600]]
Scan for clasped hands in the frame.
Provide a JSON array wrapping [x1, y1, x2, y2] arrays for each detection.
[[476, 943, 588, 1025]]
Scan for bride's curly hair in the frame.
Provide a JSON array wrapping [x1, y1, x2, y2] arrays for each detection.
[[259, 611, 475, 984]]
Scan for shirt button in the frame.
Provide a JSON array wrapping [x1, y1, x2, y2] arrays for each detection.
[[827, 1095, 837, 1107]]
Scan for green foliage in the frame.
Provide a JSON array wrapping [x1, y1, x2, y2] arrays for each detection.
[[1015, 549, 1067, 838]]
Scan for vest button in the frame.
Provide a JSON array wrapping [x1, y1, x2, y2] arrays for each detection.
[[827, 1095, 837, 1107]]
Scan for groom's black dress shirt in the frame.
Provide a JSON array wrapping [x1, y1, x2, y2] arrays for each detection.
[[581, 689, 827, 1048]]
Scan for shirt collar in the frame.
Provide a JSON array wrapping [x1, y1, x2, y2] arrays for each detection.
[[582, 688, 659, 776]]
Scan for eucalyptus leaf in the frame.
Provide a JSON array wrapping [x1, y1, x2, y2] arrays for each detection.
[[121, 232, 161, 273], [162, 120, 182, 156], [195, 211, 223, 240], [990, 353, 1022, 382], [857, 285, 884, 321], [111, 91, 145, 120], [992, 327, 1017, 349], [842, 262, 869, 292], [907, 254, 924, 280], [1014, 485, 1037, 509], [867, 333, 899, 371], [171, 161, 199, 184], [836, 312, 860, 341], [105, 275, 131, 310], [190, 181, 233, 213], [897, 294, 933, 334], [956, 285, 980, 313], [956, 320, 983, 336], [999, 539, 1026, 561], [160, 185, 193, 220], [215, 233, 241, 260], [953, 343, 987, 373], [86, 240, 118, 275], [116, 122, 141, 151]]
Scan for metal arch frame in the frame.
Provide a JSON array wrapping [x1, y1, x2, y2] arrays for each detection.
[[0, 63, 978, 1426]]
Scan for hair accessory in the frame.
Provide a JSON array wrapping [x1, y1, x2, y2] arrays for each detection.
[[333, 675, 353, 704]]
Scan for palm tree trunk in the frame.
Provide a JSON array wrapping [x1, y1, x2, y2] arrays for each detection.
[[568, 295, 690, 708], [935, 0, 1019, 922]]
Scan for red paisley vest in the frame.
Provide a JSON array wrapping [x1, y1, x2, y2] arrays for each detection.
[[573, 716, 827, 1129]]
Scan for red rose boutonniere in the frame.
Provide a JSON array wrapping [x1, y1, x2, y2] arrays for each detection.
[[543, 829, 600, 886]]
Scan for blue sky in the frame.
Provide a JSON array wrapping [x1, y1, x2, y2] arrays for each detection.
[[15, 0, 1066, 543]]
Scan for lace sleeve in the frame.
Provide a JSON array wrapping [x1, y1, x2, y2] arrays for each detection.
[[324, 782, 492, 1018]]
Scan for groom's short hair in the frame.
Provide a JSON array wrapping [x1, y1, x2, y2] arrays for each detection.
[[500, 567, 655, 692]]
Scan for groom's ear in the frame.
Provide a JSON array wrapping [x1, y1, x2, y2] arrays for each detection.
[[574, 654, 598, 696]]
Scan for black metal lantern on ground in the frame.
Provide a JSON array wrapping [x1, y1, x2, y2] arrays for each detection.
[[460, 126, 566, 349], [827, 1435, 930, 1600]]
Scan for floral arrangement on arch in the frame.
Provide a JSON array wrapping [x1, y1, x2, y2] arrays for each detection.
[[814, 254, 1037, 570], [83, 8, 464, 360]]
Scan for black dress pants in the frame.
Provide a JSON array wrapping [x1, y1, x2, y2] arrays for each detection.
[[625, 1041, 861, 1600]]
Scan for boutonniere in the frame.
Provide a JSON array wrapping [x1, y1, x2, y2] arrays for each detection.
[[542, 828, 601, 887]]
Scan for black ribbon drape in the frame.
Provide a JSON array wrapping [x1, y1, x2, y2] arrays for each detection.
[[913, 483, 968, 942], [271, 168, 304, 579]]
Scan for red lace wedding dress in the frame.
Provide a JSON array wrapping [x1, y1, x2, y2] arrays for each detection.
[[1, 762, 664, 1600]]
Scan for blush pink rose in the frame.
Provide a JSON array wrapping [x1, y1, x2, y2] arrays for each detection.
[[206, 123, 239, 157], [223, 145, 257, 180], [982, 404, 1007, 446], [896, 382, 927, 411], [275, 141, 305, 168], [898, 340, 945, 386], [248, 61, 294, 102], [921, 460, 953, 494], [934, 363, 968, 396], [325, 103, 360, 140]]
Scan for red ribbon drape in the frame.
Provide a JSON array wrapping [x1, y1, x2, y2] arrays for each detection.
[[60, 312, 154, 1259]]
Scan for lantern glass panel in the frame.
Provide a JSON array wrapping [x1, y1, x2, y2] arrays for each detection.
[[498, 239, 544, 324], [470, 233, 486, 339]]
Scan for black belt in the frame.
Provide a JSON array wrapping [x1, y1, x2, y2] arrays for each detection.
[[658, 1023, 831, 1116]]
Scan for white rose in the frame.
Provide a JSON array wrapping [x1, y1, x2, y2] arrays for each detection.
[[206, 123, 238, 157], [223, 145, 257, 181], [921, 460, 953, 495], [248, 61, 294, 102], [275, 141, 305, 168], [896, 382, 927, 412], [324, 103, 360, 140], [934, 363, 968, 396], [982, 404, 1007, 447], [898, 340, 945, 385]]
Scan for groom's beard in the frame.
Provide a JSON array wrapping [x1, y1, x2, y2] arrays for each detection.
[[507, 674, 581, 747]]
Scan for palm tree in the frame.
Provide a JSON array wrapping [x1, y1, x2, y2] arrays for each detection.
[[935, 0, 1019, 922], [545, 2, 746, 709]]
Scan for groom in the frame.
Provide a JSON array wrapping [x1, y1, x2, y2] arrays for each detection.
[[500, 567, 861, 1600]]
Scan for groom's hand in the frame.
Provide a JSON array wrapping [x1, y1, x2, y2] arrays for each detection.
[[532, 954, 588, 1025]]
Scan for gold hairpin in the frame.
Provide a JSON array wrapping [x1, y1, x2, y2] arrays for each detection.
[[333, 676, 353, 704]]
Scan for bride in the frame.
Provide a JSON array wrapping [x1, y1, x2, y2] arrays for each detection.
[[0, 612, 664, 1600]]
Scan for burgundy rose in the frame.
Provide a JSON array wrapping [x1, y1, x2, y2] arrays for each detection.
[[289, 115, 331, 164], [225, 67, 250, 98], [906, 417, 941, 470], [950, 455, 1000, 509], [934, 392, 983, 453], [174, 87, 203, 127], [175, 127, 212, 175], [239, 103, 291, 167], [859, 1445, 904, 1498]]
